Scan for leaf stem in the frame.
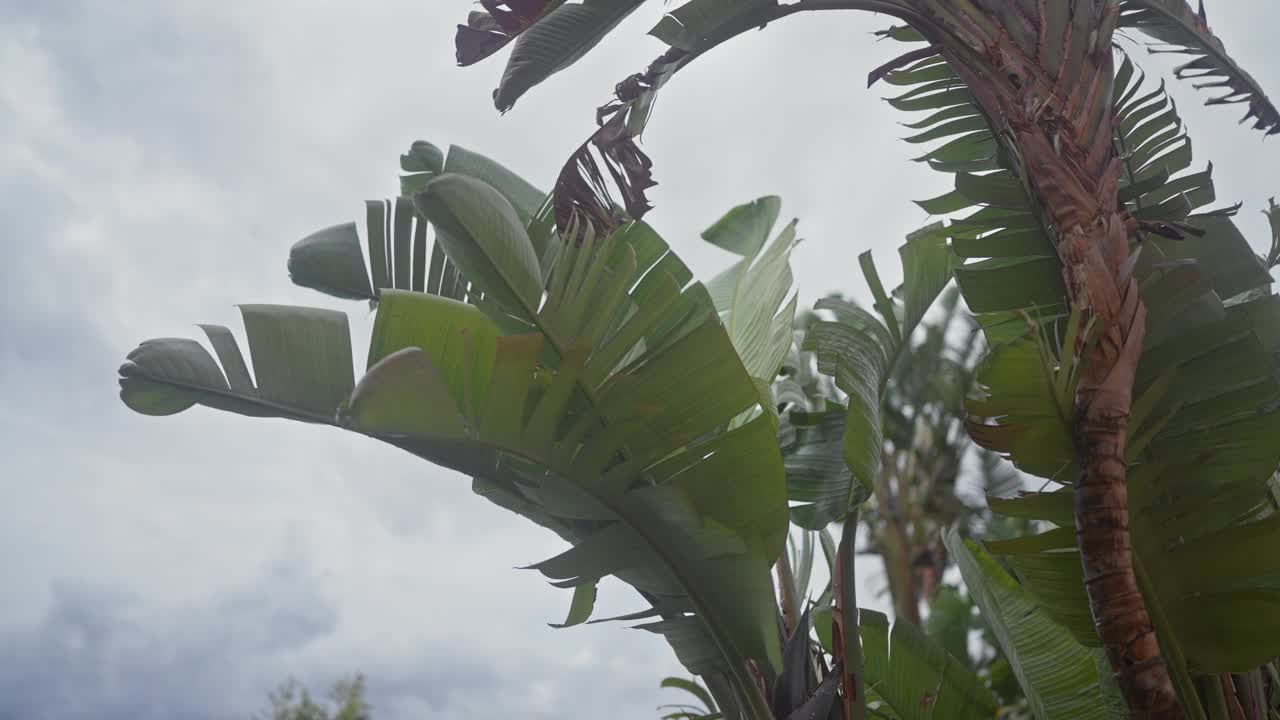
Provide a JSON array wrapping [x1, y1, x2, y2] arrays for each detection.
[[835, 512, 870, 720], [777, 538, 801, 637]]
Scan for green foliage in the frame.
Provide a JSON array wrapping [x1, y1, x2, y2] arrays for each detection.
[[1118, 0, 1279, 135], [858, 608, 998, 719], [799, 227, 956, 525], [703, 196, 799, 409], [658, 677, 723, 720], [946, 531, 1118, 720], [258, 674, 371, 720], [120, 144, 795, 714]]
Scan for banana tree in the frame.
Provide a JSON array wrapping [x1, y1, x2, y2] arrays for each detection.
[[779, 282, 1019, 628], [452, 0, 1280, 716], [882, 28, 1280, 720]]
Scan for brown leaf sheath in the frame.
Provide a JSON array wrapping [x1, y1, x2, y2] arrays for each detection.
[[1021, 91, 1184, 720]]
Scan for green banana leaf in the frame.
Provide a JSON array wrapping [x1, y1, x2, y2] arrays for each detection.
[[800, 225, 957, 522], [455, 1, 570, 66], [859, 608, 999, 720], [945, 529, 1119, 720], [702, 195, 799, 407], [120, 172, 790, 689], [492, 0, 646, 112], [287, 140, 550, 312], [1118, 0, 1279, 135]]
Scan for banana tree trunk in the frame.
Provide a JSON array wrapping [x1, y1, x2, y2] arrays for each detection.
[[1013, 95, 1182, 720], [873, 464, 922, 625], [1056, 183, 1180, 718], [906, 1, 1183, 714]]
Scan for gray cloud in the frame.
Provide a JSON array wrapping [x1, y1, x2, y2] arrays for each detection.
[[0, 549, 339, 720]]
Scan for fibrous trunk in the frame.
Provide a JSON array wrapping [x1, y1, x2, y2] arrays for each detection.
[[909, 1, 1183, 714]]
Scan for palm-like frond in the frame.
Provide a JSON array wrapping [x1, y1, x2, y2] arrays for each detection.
[[945, 530, 1120, 720], [120, 171, 792, 709], [857, 608, 998, 719], [1119, 0, 1280, 135], [799, 226, 956, 527], [703, 196, 800, 409]]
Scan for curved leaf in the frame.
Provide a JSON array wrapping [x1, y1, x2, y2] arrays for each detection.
[[415, 174, 544, 318], [802, 228, 956, 515], [946, 530, 1115, 720], [1119, 0, 1280, 135], [858, 608, 998, 720], [494, 0, 646, 112], [660, 677, 719, 715], [120, 305, 353, 423], [455, 1, 569, 66], [804, 297, 890, 498], [779, 409, 857, 530], [289, 141, 549, 309], [704, 197, 798, 389]]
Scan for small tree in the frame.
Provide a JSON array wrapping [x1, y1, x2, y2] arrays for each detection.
[[258, 674, 371, 720]]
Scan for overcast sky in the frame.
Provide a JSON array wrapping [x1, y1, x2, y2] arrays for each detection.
[[1, 2, 1277, 719]]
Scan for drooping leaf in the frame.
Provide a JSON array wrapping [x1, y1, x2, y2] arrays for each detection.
[[946, 529, 1114, 720], [553, 112, 656, 240], [120, 305, 354, 423], [780, 409, 858, 530], [858, 608, 998, 720], [802, 228, 956, 517], [455, 1, 569, 66], [493, 0, 646, 112], [966, 331, 1076, 482], [804, 297, 890, 502], [1119, 0, 1280, 135], [549, 578, 599, 628]]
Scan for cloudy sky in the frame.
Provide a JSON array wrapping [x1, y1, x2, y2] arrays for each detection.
[[1, 2, 1277, 719]]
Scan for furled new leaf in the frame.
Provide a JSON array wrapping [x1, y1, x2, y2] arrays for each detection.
[[288, 141, 549, 313]]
